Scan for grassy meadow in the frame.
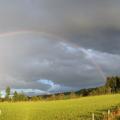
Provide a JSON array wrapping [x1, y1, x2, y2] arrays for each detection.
[[0, 94, 120, 120]]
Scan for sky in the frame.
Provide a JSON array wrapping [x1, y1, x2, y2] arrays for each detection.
[[0, 0, 120, 96]]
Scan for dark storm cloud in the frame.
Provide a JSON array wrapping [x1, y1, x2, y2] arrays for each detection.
[[0, 0, 120, 94], [0, 34, 120, 94], [0, 0, 120, 53]]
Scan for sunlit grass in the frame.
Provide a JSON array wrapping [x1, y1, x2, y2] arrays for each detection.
[[0, 94, 120, 120]]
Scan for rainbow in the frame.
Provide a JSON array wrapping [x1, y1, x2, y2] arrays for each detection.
[[0, 30, 54, 38], [0, 30, 106, 82]]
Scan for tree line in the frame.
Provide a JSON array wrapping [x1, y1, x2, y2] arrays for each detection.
[[0, 76, 120, 102]]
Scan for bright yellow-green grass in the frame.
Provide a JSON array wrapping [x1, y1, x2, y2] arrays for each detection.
[[0, 94, 120, 120]]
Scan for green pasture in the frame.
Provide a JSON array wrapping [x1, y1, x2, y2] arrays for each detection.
[[0, 94, 120, 120]]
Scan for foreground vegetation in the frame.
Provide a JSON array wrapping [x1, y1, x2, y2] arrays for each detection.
[[0, 94, 120, 120]]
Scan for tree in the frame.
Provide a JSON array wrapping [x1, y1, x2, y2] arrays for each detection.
[[57, 93, 65, 100], [0, 91, 2, 98], [0, 91, 2, 102], [13, 91, 28, 102], [5, 86, 11, 100], [105, 76, 120, 93], [13, 91, 18, 101], [18, 92, 28, 101], [115, 76, 120, 91], [51, 94, 56, 100], [69, 92, 76, 99], [31, 96, 39, 101], [80, 89, 90, 96]]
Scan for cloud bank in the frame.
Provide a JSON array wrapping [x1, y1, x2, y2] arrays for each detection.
[[0, 0, 120, 95]]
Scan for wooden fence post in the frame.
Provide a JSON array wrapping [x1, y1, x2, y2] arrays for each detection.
[[107, 109, 110, 120], [0, 109, 1, 115], [92, 113, 95, 120]]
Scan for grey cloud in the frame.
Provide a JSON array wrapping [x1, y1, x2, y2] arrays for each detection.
[[0, 0, 120, 54], [0, 0, 119, 94], [0, 33, 120, 94]]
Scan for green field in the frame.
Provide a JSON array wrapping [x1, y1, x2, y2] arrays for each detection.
[[0, 94, 120, 120]]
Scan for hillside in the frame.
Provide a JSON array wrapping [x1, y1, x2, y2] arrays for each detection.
[[0, 94, 120, 120]]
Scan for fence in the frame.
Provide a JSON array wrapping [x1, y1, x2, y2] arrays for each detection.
[[92, 108, 120, 120]]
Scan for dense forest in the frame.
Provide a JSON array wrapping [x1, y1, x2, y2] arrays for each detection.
[[1, 76, 120, 102]]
